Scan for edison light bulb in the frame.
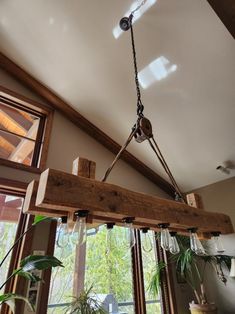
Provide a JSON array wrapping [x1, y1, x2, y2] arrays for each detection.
[[56, 216, 69, 248], [159, 223, 171, 251], [211, 232, 225, 254], [169, 231, 180, 255], [188, 228, 206, 255], [106, 223, 116, 255], [141, 228, 153, 252], [71, 210, 88, 246], [123, 217, 136, 249]]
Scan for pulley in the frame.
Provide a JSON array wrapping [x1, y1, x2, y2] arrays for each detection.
[[134, 117, 153, 143]]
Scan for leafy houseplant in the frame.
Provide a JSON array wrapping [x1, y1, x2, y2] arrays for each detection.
[[64, 286, 107, 314], [148, 236, 232, 314], [0, 216, 63, 313]]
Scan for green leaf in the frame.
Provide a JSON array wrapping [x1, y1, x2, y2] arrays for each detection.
[[32, 215, 48, 225], [0, 293, 34, 313], [20, 255, 63, 272], [147, 261, 166, 297], [14, 269, 41, 282]]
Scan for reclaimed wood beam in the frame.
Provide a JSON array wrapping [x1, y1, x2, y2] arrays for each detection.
[[29, 168, 233, 235]]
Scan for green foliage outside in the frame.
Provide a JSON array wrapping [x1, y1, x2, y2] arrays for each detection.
[[48, 226, 162, 314]]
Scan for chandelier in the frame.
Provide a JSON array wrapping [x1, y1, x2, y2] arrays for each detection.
[[23, 1, 233, 256]]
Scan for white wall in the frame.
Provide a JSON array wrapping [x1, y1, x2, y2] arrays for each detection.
[[0, 68, 169, 198]]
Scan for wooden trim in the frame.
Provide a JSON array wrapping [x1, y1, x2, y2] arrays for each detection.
[[132, 230, 146, 314], [0, 158, 41, 173], [0, 84, 54, 173], [207, 0, 235, 39], [0, 52, 175, 197], [37, 219, 57, 314], [0, 205, 26, 314], [14, 215, 35, 314], [0, 85, 52, 114], [0, 177, 27, 193]]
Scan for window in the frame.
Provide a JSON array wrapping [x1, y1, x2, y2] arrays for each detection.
[[47, 223, 176, 314], [0, 86, 53, 171]]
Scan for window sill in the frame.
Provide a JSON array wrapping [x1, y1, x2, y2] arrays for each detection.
[[0, 158, 43, 174]]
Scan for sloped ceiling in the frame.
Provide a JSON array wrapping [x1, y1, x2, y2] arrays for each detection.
[[0, 0, 234, 191]]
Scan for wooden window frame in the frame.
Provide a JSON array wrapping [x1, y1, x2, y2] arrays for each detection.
[[0, 85, 54, 173]]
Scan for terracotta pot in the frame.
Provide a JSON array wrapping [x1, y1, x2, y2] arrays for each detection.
[[189, 303, 217, 314]]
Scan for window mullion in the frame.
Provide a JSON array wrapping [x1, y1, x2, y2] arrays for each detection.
[[132, 229, 147, 314]]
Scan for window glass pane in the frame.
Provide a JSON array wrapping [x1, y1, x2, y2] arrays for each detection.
[[48, 220, 76, 313], [141, 231, 162, 314], [0, 102, 39, 140], [48, 224, 135, 313], [85, 225, 135, 314], [0, 130, 36, 166], [0, 192, 23, 294]]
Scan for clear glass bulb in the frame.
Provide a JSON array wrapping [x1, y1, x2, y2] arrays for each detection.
[[169, 232, 180, 255], [212, 233, 225, 253], [106, 224, 116, 255], [56, 217, 69, 248], [141, 229, 153, 252], [71, 216, 87, 246], [123, 218, 136, 249], [189, 230, 206, 255], [160, 225, 171, 251]]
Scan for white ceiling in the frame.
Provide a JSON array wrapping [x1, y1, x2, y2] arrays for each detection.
[[0, 0, 235, 191]]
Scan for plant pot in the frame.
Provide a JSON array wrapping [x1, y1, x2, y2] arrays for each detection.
[[189, 303, 217, 314]]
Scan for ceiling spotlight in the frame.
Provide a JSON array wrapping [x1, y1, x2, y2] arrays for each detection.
[[216, 165, 230, 175]]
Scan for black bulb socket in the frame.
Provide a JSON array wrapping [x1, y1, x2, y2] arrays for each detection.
[[141, 227, 149, 234], [107, 222, 115, 230], [187, 227, 198, 233], [74, 210, 89, 218], [211, 231, 221, 237], [61, 216, 68, 224], [123, 217, 135, 224], [157, 223, 170, 229]]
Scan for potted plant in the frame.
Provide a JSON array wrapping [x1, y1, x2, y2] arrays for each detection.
[[0, 216, 63, 313], [148, 236, 232, 314], [64, 286, 107, 314]]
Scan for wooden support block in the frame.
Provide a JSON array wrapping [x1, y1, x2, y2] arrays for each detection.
[[35, 168, 234, 235], [23, 180, 67, 217], [67, 157, 96, 230], [186, 193, 203, 209]]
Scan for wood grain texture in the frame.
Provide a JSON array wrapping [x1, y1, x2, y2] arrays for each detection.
[[0, 53, 175, 197], [34, 168, 233, 234], [22, 180, 67, 217]]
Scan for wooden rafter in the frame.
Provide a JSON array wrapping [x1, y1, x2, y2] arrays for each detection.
[[23, 158, 234, 237]]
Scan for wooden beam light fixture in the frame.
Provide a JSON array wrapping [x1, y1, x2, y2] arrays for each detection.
[[22, 2, 234, 255]]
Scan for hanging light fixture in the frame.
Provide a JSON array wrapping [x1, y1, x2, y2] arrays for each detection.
[[106, 223, 116, 255], [71, 210, 89, 246], [56, 216, 69, 248], [141, 227, 153, 252], [169, 231, 180, 255], [211, 231, 225, 254], [123, 217, 136, 249], [188, 228, 206, 255], [158, 223, 171, 251]]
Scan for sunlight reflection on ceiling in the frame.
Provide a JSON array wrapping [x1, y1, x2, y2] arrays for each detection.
[[113, 0, 157, 39], [138, 56, 177, 89]]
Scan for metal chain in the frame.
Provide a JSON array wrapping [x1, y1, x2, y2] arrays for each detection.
[[129, 15, 144, 118]]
